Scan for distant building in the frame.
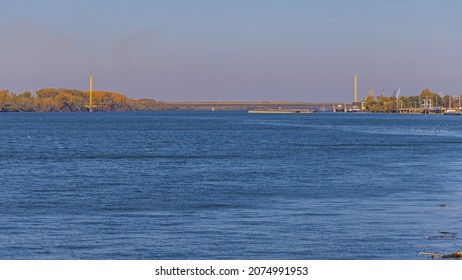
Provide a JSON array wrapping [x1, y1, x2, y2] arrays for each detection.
[[353, 102, 366, 111]]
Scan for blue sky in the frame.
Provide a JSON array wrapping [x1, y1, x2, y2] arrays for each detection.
[[1, 0, 461, 102]]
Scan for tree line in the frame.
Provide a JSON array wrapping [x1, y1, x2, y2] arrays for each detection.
[[3, 87, 457, 113], [0, 88, 174, 112], [362, 88, 461, 113]]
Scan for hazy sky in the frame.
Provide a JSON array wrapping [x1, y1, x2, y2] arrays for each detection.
[[1, 0, 461, 102]]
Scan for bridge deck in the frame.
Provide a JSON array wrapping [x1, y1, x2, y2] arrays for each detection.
[[168, 101, 341, 110]]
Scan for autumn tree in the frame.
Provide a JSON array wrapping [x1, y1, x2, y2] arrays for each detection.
[[0, 87, 167, 112]]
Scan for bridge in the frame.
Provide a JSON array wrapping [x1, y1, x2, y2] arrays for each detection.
[[168, 101, 341, 111]]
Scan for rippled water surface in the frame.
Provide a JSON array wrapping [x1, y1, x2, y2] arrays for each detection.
[[0, 111, 461, 259]]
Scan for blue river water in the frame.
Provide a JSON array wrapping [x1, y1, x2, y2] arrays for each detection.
[[0, 111, 461, 259]]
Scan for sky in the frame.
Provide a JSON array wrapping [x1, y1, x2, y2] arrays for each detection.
[[1, 0, 462, 102]]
